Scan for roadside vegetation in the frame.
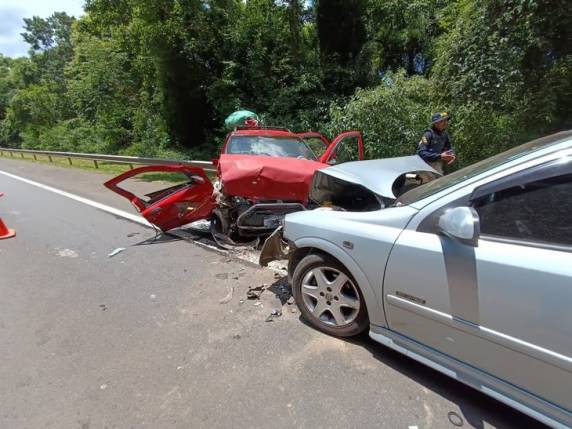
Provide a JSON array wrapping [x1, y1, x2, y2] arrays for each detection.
[[0, 0, 570, 168]]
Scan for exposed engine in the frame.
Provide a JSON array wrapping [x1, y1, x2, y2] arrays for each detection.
[[211, 180, 306, 240], [309, 170, 434, 212]]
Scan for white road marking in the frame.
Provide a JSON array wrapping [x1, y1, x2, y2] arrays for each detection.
[[0, 169, 226, 255], [0, 169, 292, 270], [0, 169, 152, 227]]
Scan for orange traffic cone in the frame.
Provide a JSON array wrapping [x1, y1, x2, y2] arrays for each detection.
[[0, 193, 16, 240]]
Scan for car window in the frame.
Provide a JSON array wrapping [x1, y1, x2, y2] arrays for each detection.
[[226, 136, 317, 160], [330, 136, 360, 164], [303, 137, 328, 157], [472, 173, 572, 246]]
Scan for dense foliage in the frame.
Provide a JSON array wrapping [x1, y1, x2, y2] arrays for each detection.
[[0, 0, 570, 166]]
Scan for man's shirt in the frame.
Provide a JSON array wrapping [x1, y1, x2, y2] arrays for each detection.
[[417, 128, 453, 162]]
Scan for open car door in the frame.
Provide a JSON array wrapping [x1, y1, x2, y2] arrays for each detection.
[[319, 131, 364, 165], [296, 132, 330, 158], [104, 165, 215, 232]]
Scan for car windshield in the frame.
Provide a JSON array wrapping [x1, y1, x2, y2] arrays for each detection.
[[397, 131, 572, 205], [226, 136, 317, 160]]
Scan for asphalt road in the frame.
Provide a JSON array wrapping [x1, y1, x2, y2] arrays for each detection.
[[0, 158, 547, 429]]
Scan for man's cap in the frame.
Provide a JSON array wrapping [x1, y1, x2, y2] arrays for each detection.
[[431, 111, 451, 124]]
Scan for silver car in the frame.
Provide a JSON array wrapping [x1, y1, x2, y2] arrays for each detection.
[[261, 131, 572, 429]]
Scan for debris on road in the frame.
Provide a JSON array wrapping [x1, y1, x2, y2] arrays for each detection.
[[126, 232, 140, 238], [219, 286, 235, 304], [215, 273, 229, 280], [246, 284, 268, 300], [265, 308, 282, 322], [269, 279, 292, 304], [187, 219, 211, 233], [57, 248, 79, 258], [448, 411, 464, 427], [253, 301, 263, 307], [99, 304, 107, 311], [108, 247, 126, 258]]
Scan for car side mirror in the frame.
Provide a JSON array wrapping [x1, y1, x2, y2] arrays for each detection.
[[437, 206, 480, 246]]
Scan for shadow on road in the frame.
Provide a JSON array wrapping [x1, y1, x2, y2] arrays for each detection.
[[268, 277, 292, 305], [133, 232, 182, 246], [349, 334, 549, 429], [273, 268, 548, 429]]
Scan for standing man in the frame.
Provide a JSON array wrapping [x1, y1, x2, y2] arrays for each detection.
[[417, 112, 456, 174]]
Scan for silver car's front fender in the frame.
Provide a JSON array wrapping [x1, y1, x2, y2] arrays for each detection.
[[291, 236, 387, 327]]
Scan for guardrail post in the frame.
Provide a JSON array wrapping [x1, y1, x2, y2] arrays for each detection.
[[93, 160, 99, 169], [129, 164, 134, 170], [48, 155, 53, 163], [10, 151, 14, 157], [20, 153, 24, 159], [68, 157, 73, 166], [33, 154, 37, 161]]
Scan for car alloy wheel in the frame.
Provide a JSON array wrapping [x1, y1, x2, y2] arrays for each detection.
[[301, 266, 360, 327], [292, 253, 368, 337]]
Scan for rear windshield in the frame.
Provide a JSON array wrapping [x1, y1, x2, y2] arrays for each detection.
[[226, 136, 317, 160], [397, 132, 572, 205]]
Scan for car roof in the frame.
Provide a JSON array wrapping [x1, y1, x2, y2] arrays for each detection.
[[229, 128, 297, 138]]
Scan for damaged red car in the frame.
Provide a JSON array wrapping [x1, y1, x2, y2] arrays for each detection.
[[104, 126, 364, 241]]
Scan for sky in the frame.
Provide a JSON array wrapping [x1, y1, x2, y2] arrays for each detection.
[[0, 0, 85, 57]]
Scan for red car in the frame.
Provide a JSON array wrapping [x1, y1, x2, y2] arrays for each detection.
[[104, 126, 364, 241]]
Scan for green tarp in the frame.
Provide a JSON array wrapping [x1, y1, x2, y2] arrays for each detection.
[[224, 110, 259, 127]]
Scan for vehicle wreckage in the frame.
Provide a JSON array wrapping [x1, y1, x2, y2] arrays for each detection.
[[259, 155, 441, 263], [104, 126, 439, 245]]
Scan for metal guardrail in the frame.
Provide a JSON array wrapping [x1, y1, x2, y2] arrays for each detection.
[[0, 147, 216, 172]]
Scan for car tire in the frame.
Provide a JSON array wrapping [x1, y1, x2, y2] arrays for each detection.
[[292, 253, 368, 337], [210, 209, 229, 235]]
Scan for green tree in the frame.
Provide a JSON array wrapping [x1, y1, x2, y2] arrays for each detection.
[[364, 0, 450, 76], [326, 72, 435, 159], [2, 12, 78, 147], [433, 0, 572, 128]]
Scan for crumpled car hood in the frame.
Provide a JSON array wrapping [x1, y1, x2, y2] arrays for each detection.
[[219, 154, 326, 201], [316, 155, 440, 199]]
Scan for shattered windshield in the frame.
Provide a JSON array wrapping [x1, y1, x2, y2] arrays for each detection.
[[226, 136, 317, 160]]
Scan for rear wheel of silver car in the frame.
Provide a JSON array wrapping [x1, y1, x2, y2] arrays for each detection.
[[292, 253, 368, 337]]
